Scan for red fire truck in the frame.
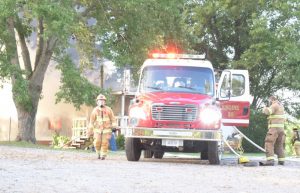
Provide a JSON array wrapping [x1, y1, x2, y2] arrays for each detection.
[[125, 53, 251, 164]]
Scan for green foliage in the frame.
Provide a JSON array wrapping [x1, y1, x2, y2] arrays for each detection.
[[241, 109, 268, 153], [116, 134, 125, 150], [55, 57, 113, 109], [0, 0, 93, 141], [232, 1, 299, 111], [285, 122, 300, 156], [25, 0, 76, 44], [235, 10, 300, 104], [285, 99, 300, 120], [12, 77, 33, 111], [0, 57, 12, 79], [86, 0, 188, 69], [186, 0, 263, 67], [185, 0, 300, 118], [51, 133, 70, 149]]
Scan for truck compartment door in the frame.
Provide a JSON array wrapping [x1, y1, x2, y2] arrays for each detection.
[[217, 70, 251, 127]]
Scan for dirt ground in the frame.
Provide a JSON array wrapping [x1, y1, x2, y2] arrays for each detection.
[[1, 145, 300, 193]]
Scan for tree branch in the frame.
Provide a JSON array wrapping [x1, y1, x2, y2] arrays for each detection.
[[31, 36, 57, 85], [5, 17, 21, 79], [15, 17, 33, 76], [34, 18, 44, 70]]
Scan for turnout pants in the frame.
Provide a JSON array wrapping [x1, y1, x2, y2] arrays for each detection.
[[265, 127, 285, 161], [93, 129, 112, 157], [294, 141, 300, 156]]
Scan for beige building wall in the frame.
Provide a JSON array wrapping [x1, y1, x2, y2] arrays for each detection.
[[0, 62, 93, 142], [0, 82, 18, 141]]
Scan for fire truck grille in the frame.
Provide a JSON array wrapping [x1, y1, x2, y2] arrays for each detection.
[[152, 104, 198, 121]]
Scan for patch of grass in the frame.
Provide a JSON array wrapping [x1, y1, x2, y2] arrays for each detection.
[[0, 141, 126, 155], [0, 141, 51, 149]]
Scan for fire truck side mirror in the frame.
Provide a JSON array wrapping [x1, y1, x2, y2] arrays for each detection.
[[212, 98, 217, 105], [130, 98, 139, 105]]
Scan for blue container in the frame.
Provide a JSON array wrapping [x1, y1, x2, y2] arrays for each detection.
[[110, 133, 117, 151]]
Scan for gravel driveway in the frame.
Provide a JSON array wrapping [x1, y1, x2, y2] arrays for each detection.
[[1, 145, 300, 193]]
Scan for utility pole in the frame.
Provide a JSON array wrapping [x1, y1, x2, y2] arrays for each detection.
[[100, 64, 104, 88], [121, 67, 131, 116]]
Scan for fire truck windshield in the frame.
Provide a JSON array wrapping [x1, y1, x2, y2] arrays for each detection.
[[140, 66, 214, 96]]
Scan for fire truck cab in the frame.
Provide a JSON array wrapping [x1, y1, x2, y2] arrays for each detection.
[[125, 53, 251, 164]]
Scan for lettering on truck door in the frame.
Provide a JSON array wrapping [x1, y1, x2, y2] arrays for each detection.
[[217, 70, 252, 127]]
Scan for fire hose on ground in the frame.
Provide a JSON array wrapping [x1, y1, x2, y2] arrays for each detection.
[[222, 126, 266, 166], [232, 126, 266, 153]]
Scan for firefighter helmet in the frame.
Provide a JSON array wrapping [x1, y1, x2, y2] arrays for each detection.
[[96, 94, 106, 101]]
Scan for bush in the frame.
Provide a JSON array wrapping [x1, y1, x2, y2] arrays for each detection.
[[51, 134, 70, 148], [285, 123, 299, 156], [241, 109, 268, 153], [116, 134, 125, 150]]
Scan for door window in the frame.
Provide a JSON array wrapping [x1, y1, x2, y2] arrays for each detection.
[[231, 74, 245, 97], [220, 73, 230, 98]]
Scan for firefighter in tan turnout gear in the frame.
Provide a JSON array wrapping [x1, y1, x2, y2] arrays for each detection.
[[88, 94, 117, 160], [292, 128, 300, 156], [260, 96, 286, 166]]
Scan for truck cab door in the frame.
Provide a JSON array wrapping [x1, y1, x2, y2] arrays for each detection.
[[217, 70, 252, 127]]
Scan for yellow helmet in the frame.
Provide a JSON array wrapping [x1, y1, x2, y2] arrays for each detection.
[[96, 94, 106, 101]]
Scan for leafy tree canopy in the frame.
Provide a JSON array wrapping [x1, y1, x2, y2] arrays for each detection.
[[184, 0, 300, 117]]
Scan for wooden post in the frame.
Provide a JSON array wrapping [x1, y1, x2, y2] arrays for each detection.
[[9, 117, 11, 142]]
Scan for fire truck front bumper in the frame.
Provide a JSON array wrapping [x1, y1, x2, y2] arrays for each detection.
[[125, 127, 221, 141]]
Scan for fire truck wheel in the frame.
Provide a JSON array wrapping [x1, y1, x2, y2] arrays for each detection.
[[208, 141, 220, 165], [144, 150, 154, 158], [201, 151, 208, 160], [153, 151, 164, 159], [125, 138, 142, 161]]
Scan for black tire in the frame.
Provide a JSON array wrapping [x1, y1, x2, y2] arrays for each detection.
[[125, 138, 142, 161], [153, 151, 164, 159], [200, 141, 208, 160], [201, 150, 208, 160], [144, 150, 154, 158], [208, 141, 220, 165]]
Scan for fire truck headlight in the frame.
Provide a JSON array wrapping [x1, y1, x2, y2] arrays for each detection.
[[129, 107, 147, 120], [199, 108, 222, 125]]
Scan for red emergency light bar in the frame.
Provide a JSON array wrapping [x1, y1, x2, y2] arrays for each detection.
[[151, 53, 206, 60]]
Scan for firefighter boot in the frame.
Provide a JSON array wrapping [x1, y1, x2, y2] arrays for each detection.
[[259, 160, 275, 166]]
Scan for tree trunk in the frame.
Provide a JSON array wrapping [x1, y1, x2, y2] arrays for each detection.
[[5, 17, 37, 142], [14, 82, 43, 143], [6, 16, 57, 144], [15, 106, 38, 143]]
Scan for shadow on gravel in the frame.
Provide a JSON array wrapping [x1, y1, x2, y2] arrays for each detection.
[[140, 157, 209, 165], [138, 156, 300, 167]]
